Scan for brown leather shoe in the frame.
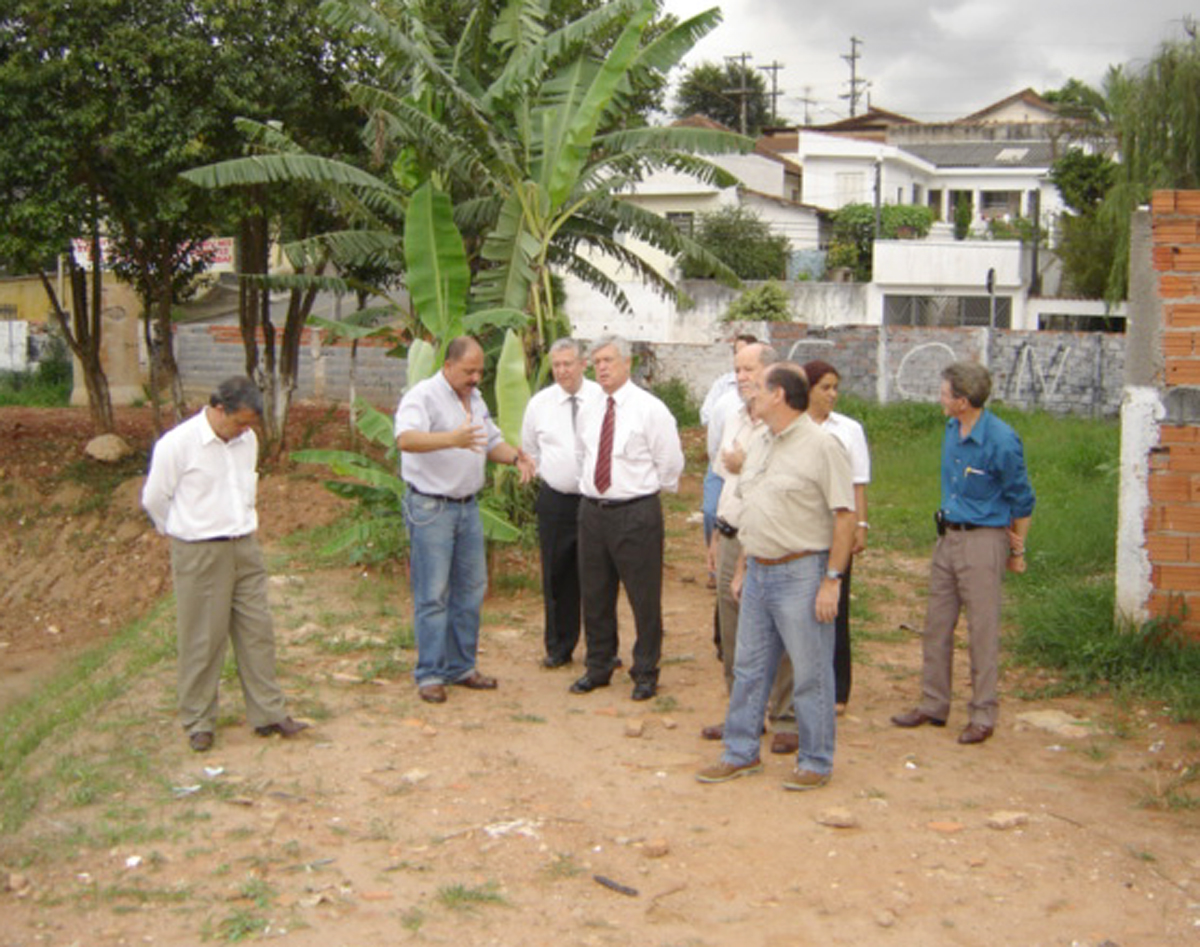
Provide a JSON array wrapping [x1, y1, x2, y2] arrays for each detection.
[[700, 723, 724, 740], [770, 732, 799, 755], [957, 723, 994, 745], [890, 708, 946, 728], [455, 671, 498, 690], [189, 731, 214, 752], [254, 716, 310, 738], [418, 683, 447, 703]]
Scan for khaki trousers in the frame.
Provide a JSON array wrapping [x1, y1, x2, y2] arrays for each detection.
[[170, 535, 286, 735], [918, 527, 1008, 728], [716, 533, 792, 720]]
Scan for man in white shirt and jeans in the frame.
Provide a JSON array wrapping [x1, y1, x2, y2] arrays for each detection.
[[142, 376, 307, 752], [395, 336, 535, 704], [521, 338, 603, 669], [569, 336, 684, 701]]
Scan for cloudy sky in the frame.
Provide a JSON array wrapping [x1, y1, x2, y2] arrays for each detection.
[[659, 0, 1193, 124]]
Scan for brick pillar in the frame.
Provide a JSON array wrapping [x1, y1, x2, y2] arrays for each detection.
[[1143, 191, 1200, 636]]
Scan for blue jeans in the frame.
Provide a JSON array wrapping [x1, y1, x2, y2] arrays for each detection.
[[402, 491, 487, 687], [722, 552, 836, 775], [701, 467, 724, 549]]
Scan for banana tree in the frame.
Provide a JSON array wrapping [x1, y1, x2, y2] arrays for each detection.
[[324, 0, 749, 356]]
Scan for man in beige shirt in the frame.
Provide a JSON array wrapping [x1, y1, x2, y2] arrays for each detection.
[[697, 364, 855, 791]]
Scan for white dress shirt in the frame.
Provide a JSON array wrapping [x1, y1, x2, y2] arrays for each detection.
[[700, 370, 736, 426], [394, 371, 505, 498], [521, 377, 603, 494], [706, 387, 742, 462], [141, 409, 259, 541], [713, 403, 764, 528], [578, 380, 684, 500], [820, 411, 871, 485]]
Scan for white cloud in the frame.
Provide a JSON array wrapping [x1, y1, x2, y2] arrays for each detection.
[[660, 0, 1192, 123]]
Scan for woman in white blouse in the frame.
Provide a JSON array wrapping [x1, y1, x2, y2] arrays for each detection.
[[804, 360, 871, 714]]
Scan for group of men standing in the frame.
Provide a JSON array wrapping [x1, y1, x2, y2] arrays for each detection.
[[143, 337, 1033, 789], [396, 334, 684, 705]]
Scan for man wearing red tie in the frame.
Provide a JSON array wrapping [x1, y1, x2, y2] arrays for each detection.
[[570, 336, 685, 701]]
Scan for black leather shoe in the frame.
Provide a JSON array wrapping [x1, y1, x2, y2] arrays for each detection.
[[542, 655, 572, 669], [189, 731, 214, 752], [890, 708, 947, 728], [631, 681, 656, 701], [569, 675, 610, 694]]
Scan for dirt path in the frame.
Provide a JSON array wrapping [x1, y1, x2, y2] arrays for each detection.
[[0, 408, 1197, 946]]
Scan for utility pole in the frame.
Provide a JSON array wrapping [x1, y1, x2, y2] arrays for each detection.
[[840, 36, 868, 117], [757, 60, 784, 127], [724, 52, 753, 135], [799, 85, 817, 126]]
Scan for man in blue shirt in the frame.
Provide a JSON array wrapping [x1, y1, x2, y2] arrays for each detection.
[[892, 362, 1035, 745]]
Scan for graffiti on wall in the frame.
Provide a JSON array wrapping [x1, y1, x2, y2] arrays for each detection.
[[893, 342, 958, 401], [1007, 341, 1073, 402]]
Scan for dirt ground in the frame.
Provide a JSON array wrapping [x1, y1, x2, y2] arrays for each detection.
[[0, 406, 1198, 947]]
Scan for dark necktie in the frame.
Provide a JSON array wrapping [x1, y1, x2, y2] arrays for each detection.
[[569, 394, 579, 432], [594, 396, 615, 494]]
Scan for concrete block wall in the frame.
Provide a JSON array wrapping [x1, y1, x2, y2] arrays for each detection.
[[649, 322, 1125, 417], [175, 324, 407, 407]]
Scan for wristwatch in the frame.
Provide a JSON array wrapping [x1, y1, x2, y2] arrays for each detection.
[[825, 569, 843, 581]]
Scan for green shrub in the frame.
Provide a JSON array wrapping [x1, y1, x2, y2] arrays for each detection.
[[0, 343, 72, 407], [679, 206, 789, 280], [650, 377, 700, 428], [723, 281, 791, 322]]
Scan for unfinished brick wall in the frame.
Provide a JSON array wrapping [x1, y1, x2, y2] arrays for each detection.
[[1145, 190, 1200, 636]]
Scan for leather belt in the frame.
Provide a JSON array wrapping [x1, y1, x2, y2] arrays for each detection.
[[945, 521, 981, 531], [407, 484, 475, 504], [584, 493, 657, 509], [199, 534, 249, 542], [753, 550, 815, 566]]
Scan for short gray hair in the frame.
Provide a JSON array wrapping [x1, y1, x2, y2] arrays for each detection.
[[210, 376, 262, 416], [589, 335, 630, 360], [549, 338, 582, 358], [942, 361, 992, 408]]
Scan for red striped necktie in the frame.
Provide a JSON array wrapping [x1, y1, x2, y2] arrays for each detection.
[[594, 396, 615, 494]]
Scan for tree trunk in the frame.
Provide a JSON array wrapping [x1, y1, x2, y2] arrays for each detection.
[[143, 303, 163, 435], [155, 279, 186, 423], [38, 246, 113, 434]]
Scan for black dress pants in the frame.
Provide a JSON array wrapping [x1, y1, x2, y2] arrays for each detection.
[[577, 494, 664, 686], [536, 484, 583, 662]]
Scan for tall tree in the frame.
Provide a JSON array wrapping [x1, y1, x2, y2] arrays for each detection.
[[1099, 33, 1200, 302], [672, 60, 772, 134], [187, 0, 745, 369], [0, 0, 128, 432], [0, 0, 372, 444]]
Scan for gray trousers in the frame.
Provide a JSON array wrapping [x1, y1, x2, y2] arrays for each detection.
[[716, 533, 792, 720], [170, 535, 286, 735], [918, 527, 1008, 728]]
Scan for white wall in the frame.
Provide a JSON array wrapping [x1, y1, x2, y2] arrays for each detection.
[[874, 239, 1026, 291], [0, 320, 28, 371]]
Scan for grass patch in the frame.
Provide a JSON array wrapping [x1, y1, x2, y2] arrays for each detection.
[[859, 397, 1200, 721], [435, 880, 507, 911], [0, 600, 176, 834], [0, 354, 72, 407]]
